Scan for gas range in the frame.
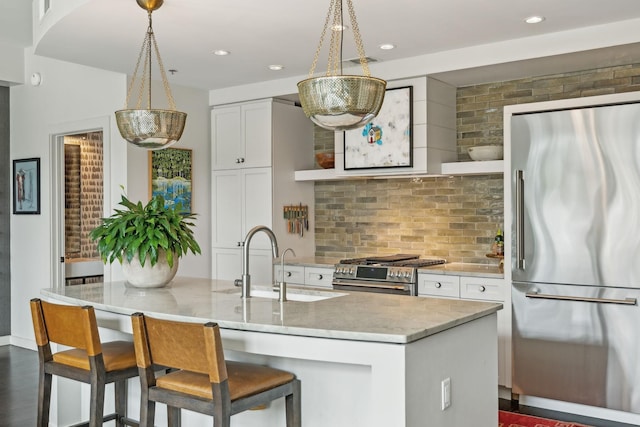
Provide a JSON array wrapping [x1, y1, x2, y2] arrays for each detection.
[[332, 254, 446, 296]]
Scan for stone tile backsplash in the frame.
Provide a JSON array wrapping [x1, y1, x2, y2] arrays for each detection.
[[313, 63, 640, 262]]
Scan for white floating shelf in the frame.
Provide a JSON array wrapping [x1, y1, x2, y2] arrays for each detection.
[[294, 160, 504, 181], [294, 168, 339, 181], [441, 160, 504, 175]]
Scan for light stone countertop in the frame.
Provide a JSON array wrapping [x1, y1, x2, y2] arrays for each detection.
[[275, 256, 504, 278], [41, 276, 501, 344]]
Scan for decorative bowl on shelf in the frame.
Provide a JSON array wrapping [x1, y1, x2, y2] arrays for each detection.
[[468, 145, 503, 161], [315, 152, 335, 169]]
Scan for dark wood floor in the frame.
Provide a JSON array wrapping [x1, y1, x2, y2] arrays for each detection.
[[0, 345, 38, 426]]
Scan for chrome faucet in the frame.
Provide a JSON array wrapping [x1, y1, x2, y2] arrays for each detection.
[[241, 225, 279, 298], [276, 248, 296, 302]]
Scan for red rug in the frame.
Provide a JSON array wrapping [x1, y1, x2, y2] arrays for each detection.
[[499, 410, 592, 427]]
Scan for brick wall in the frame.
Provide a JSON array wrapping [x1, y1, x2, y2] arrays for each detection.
[[64, 132, 103, 260], [313, 64, 640, 262]]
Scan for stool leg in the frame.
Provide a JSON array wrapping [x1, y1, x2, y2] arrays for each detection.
[[285, 379, 301, 427], [115, 379, 127, 427], [167, 406, 181, 427], [89, 373, 106, 427], [37, 370, 52, 427]]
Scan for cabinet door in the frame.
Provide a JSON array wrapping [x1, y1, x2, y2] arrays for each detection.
[[242, 101, 272, 168], [211, 247, 274, 286], [459, 276, 511, 388], [243, 168, 273, 250], [418, 273, 460, 298], [304, 267, 333, 288], [212, 170, 242, 248], [211, 105, 242, 170], [211, 247, 242, 281]]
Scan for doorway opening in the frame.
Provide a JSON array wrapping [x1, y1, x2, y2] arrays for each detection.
[[62, 132, 104, 285]]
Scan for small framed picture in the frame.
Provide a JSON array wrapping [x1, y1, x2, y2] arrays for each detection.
[[148, 148, 193, 214], [344, 86, 413, 170], [13, 158, 41, 215]]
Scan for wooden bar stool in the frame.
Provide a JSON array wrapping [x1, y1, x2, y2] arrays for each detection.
[[130, 312, 301, 427], [30, 298, 139, 427]]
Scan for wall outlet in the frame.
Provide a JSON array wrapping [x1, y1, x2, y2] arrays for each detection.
[[441, 377, 451, 410]]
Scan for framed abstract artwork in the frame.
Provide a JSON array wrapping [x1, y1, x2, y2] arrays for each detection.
[[344, 86, 413, 170], [148, 148, 193, 214], [13, 157, 41, 214]]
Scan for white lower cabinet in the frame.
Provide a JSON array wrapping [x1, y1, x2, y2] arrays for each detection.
[[418, 273, 511, 388], [304, 267, 333, 288], [274, 265, 334, 289]]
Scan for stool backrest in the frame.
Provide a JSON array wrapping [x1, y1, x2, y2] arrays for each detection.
[[131, 313, 228, 384], [30, 298, 102, 356]]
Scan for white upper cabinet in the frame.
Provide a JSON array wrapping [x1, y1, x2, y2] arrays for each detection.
[[211, 101, 272, 169]]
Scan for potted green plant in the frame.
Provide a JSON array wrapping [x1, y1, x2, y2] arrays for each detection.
[[89, 193, 201, 288]]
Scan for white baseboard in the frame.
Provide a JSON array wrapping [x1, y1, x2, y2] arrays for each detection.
[[9, 335, 37, 351], [0, 336, 9, 346]]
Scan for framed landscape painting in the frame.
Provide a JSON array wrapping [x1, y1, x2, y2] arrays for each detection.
[[13, 157, 41, 214], [148, 148, 193, 214], [344, 86, 413, 170]]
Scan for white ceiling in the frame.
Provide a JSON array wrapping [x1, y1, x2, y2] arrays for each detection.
[[6, 0, 640, 90]]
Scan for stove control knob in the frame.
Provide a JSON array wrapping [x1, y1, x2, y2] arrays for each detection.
[[389, 270, 396, 278], [349, 268, 355, 275]]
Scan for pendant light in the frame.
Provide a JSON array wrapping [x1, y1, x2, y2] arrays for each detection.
[[297, 0, 386, 131], [115, 0, 187, 150]]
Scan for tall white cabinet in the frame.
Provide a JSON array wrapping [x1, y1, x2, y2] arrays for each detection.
[[211, 98, 315, 285]]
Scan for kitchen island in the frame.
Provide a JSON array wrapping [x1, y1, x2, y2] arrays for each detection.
[[41, 277, 501, 427]]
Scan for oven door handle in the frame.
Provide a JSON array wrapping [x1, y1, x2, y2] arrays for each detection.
[[526, 291, 637, 306], [332, 279, 409, 292]]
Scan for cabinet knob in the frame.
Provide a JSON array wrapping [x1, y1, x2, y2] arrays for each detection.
[[235, 158, 241, 163], [286, 271, 292, 277], [239, 157, 245, 163], [237, 242, 242, 247], [479, 285, 486, 292], [318, 274, 323, 280], [435, 282, 442, 289]]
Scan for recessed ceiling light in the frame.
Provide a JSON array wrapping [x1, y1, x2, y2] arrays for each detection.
[[269, 65, 284, 71], [379, 43, 395, 50], [525, 16, 545, 24], [213, 50, 230, 56]]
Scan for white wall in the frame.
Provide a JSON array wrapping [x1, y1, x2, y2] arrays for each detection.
[[9, 49, 210, 347], [10, 49, 127, 346]]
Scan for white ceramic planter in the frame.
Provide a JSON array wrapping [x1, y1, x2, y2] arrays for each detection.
[[121, 250, 179, 288]]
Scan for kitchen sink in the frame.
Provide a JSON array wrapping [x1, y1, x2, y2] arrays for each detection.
[[216, 286, 346, 302], [249, 288, 346, 302]]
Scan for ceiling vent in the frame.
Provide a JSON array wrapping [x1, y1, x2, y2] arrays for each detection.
[[343, 57, 379, 65]]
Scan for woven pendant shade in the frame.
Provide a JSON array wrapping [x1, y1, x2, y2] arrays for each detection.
[[115, 109, 186, 150], [298, 0, 386, 131], [115, 0, 187, 150], [297, 75, 386, 130]]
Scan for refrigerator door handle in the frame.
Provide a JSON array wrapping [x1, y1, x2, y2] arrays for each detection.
[[515, 169, 525, 269], [526, 291, 637, 306]]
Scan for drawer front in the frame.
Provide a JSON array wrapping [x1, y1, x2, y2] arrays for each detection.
[[418, 274, 460, 298], [460, 276, 505, 302], [274, 265, 305, 285], [305, 267, 334, 288]]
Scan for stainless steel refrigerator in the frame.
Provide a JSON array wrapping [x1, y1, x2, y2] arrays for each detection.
[[511, 101, 640, 414]]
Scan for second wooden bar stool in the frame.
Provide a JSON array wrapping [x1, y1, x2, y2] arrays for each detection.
[[30, 298, 139, 427], [130, 312, 301, 427]]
